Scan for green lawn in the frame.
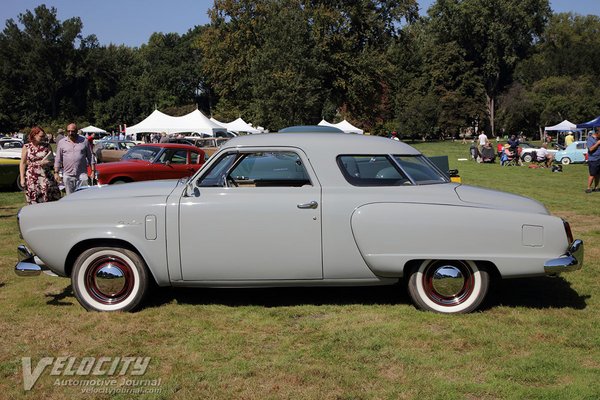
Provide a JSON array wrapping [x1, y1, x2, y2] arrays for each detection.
[[1, 140, 599, 399]]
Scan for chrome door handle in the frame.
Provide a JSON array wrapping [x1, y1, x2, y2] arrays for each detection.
[[297, 201, 318, 209]]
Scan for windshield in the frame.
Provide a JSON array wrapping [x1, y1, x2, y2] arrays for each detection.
[[392, 155, 448, 184], [122, 146, 161, 161]]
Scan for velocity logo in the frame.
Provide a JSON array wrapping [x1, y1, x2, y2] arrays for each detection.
[[21, 356, 151, 391]]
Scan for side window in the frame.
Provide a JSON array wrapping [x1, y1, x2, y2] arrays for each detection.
[[171, 150, 188, 164], [159, 149, 187, 164], [197, 151, 311, 188], [338, 155, 410, 186], [190, 151, 200, 164], [228, 151, 311, 187]]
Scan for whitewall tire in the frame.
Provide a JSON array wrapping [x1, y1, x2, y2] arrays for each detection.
[[408, 260, 489, 314], [72, 247, 149, 312]]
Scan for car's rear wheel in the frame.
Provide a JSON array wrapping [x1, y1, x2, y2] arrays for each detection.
[[407, 260, 489, 314], [72, 247, 149, 312], [522, 153, 533, 163], [561, 157, 571, 165]]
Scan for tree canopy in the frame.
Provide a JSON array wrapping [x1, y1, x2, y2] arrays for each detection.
[[0, 1, 599, 139]]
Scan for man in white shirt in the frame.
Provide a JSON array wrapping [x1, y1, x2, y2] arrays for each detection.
[[478, 132, 488, 151]]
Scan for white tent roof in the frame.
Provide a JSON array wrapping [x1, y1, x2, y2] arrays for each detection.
[[318, 119, 337, 127], [318, 119, 363, 134], [209, 117, 227, 129], [81, 125, 107, 134], [545, 120, 578, 131], [222, 117, 261, 134], [335, 119, 363, 134], [126, 109, 223, 136]]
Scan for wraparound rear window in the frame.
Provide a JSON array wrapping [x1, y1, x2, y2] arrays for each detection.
[[337, 155, 447, 186]]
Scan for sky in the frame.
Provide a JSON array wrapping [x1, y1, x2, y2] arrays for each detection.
[[1, 0, 599, 47]]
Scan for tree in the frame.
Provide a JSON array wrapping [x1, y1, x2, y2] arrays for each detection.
[[198, 0, 419, 131], [0, 5, 91, 130], [426, 0, 551, 135]]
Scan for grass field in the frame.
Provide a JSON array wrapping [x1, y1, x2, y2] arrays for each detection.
[[1, 140, 599, 399]]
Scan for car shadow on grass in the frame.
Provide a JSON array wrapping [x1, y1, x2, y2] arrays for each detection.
[[147, 275, 588, 311], [45, 284, 74, 306], [485, 276, 589, 310], [146, 284, 410, 309]]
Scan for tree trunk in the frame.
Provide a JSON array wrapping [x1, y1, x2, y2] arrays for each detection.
[[486, 94, 495, 137]]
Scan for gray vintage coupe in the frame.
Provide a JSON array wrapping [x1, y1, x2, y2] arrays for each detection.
[[15, 131, 583, 313]]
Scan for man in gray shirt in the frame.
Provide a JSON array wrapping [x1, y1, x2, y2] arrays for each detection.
[[54, 123, 95, 195]]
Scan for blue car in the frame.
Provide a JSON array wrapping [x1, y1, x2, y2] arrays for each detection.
[[553, 141, 587, 165]]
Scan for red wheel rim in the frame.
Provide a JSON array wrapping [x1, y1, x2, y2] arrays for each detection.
[[422, 260, 475, 307], [85, 255, 135, 305]]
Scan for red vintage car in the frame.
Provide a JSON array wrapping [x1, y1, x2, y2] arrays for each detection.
[[94, 143, 205, 185]]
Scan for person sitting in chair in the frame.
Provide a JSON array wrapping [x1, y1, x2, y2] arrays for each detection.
[[535, 143, 553, 167]]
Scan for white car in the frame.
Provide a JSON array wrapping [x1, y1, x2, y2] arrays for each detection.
[[519, 143, 557, 162], [15, 129, 584, 314]]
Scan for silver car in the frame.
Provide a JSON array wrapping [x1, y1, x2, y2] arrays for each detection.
[[15, 131, 583, 313]]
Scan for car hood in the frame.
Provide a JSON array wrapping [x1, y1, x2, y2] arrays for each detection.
[[60, 179, 182, 201], [455, 184, 549, 215]]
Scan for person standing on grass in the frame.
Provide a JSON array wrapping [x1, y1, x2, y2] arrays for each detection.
[[54, 123, 95, 195], [19, 126, 61, 204], [478, 131, 488, 152], [585, 127, 600, 193]]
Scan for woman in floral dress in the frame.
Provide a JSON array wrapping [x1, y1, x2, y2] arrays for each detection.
[[19, 126, 61, 204]]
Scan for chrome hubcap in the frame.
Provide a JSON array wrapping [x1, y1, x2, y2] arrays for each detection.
[[423, 260, 475, 306], [86, 255, 134, 304], [94, 264, 126, 296], [431, 266, 465, 297]]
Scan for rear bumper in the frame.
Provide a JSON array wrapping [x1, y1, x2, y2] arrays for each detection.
[[544, 239, 584, 275], [14, 245, 48, 277]]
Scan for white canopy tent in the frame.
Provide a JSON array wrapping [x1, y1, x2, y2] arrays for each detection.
[[544, 120, 579, 131], [335, 119, 363, 134], [318, 119, 363, 134], [223, 117, 261, 134], [126, 109, 223, 138], [81, 125, 107, 134], [209, 117, 227, 129], [317, 119, 337, 128]]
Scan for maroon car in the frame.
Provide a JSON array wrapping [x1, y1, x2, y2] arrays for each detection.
[[94, 143, 205, 185]]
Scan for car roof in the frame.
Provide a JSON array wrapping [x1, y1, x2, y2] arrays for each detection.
[[221, 133, 420, 156], [279, 125, 344, 133]]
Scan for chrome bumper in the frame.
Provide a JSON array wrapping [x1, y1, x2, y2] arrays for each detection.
[[544, 239, 584, 275], [14, 245, 48, 277]]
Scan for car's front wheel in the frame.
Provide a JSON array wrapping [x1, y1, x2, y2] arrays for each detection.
[[407, 260, 489, 314], [522, 153, 533, 163], [72, 246, 149, 312], [561, 157, 571, 165]]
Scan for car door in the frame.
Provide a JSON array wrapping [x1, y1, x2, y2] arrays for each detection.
[[178, 148, 323, 281]]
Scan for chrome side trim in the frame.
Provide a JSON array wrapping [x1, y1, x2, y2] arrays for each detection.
[[544, 239, 584, 275], [14, 245, 47, 277]]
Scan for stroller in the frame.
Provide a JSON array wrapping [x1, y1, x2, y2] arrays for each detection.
[[500, 146, 519, 166]]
